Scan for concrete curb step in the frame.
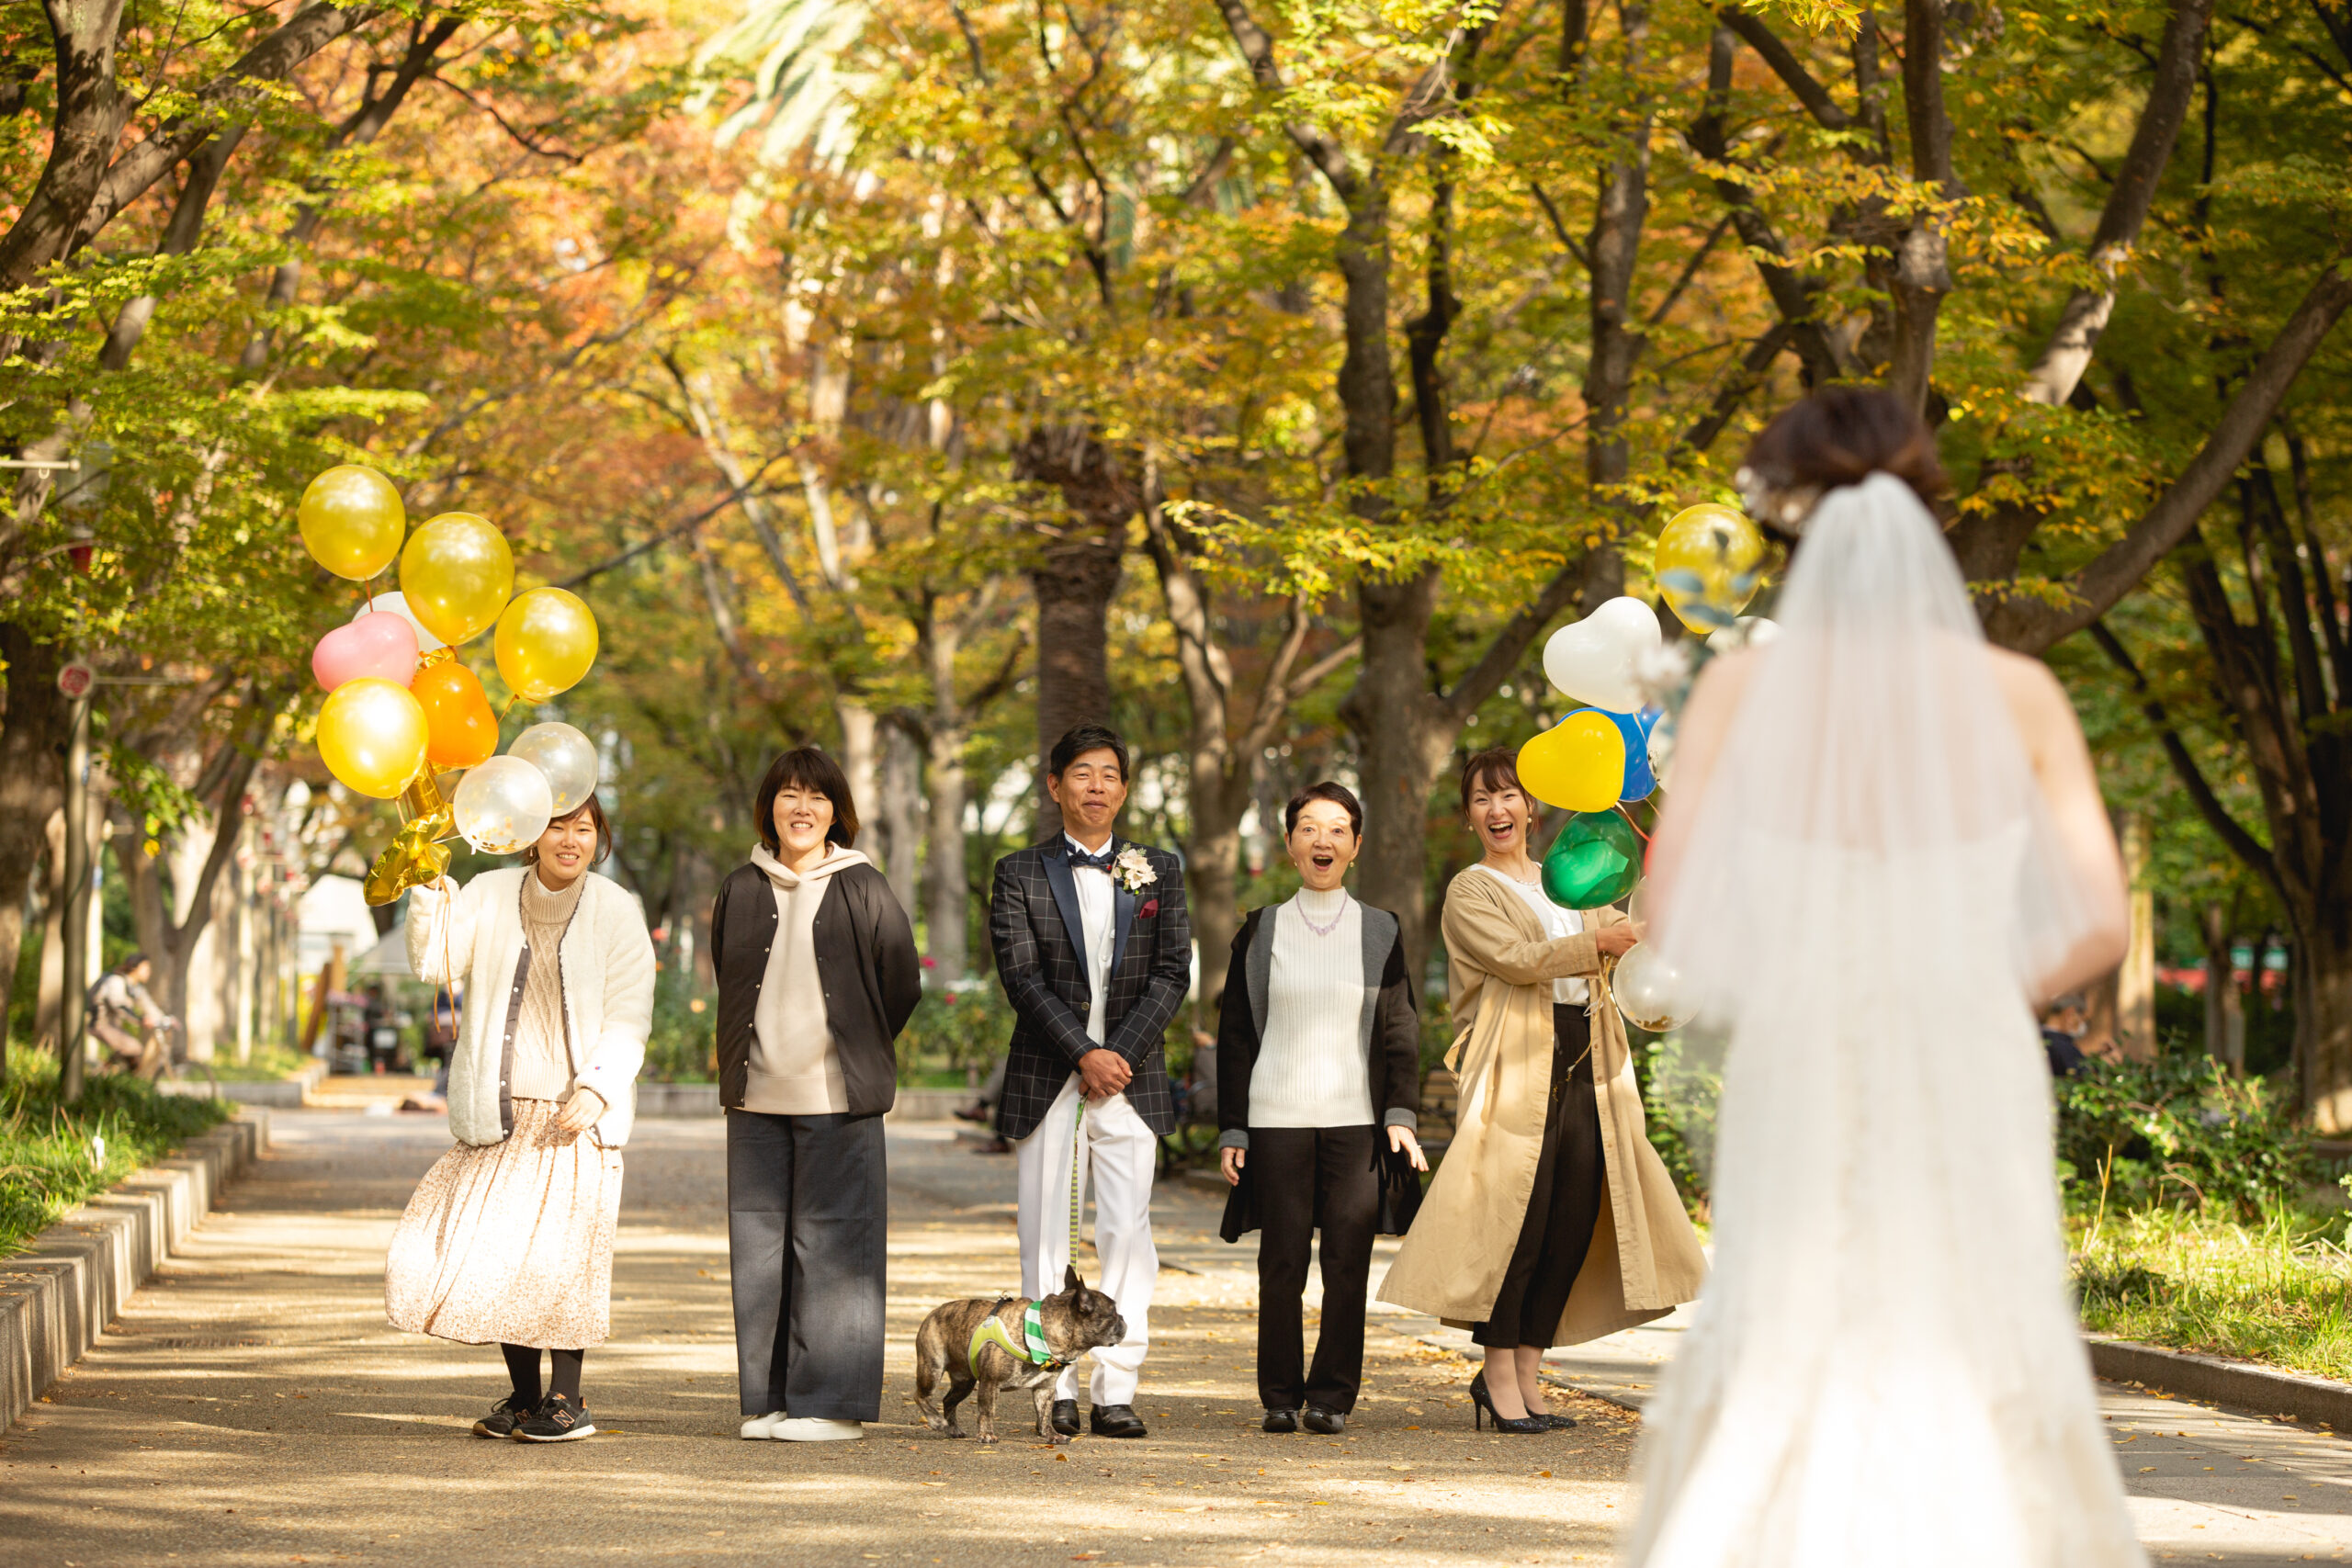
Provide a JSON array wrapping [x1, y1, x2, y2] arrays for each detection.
[[0, 1109, 270, 1437], [158, 1059, 326, 1108], [2087, 1336, 2352, 1429]]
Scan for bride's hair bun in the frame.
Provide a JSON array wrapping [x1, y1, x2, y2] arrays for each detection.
[[1737, 388, 1949, 540]]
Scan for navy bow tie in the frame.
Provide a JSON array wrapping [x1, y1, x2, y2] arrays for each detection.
[[1068, 844, 1117, 873]]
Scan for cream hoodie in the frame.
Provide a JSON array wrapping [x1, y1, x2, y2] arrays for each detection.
[[745, 842, 870, 1115]]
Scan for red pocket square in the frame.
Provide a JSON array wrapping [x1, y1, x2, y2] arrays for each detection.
[[1139, 898, 1159, 918]]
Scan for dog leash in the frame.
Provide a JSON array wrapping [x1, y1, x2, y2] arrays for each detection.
[[1068, 1096, 1086, 1259]]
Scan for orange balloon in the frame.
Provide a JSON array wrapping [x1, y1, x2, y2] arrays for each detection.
[[411, 660, 499, 770]]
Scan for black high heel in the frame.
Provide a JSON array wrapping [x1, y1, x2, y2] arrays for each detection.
[[1468, 1371, 1548, 1435]]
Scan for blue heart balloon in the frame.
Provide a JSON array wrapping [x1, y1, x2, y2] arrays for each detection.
[[1607, 706, 1663, 801]]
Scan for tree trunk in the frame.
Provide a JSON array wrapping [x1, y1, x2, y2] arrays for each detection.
[[2201, 902, 2245, 1073], [1340, 587, 1456, 980], [923, 718, 970, 982], [2116, 811, 2156, 1058], [1015, 426, 1132, 795], [879, 720, 922, 925], [2297, 922, 2352, 1133], [0, 623, 69, 1078], [837, 700, 877, 834], [33, 808, 65, 1048]]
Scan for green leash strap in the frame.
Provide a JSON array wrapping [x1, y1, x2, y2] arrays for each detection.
[[968, 1300, 1067, 1370]]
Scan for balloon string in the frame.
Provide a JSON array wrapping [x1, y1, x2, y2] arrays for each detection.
[[1614, 803, 1652, 844]]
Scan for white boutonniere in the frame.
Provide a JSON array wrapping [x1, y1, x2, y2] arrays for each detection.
[[1113, 846, 1157, 894]]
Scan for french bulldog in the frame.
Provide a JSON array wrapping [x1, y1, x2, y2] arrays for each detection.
[[912, 1265, 1126, 1445]]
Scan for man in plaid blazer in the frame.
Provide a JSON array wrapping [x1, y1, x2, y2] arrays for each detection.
[[989, 723, 1191, 1439]]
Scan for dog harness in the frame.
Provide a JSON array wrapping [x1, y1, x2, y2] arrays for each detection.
[[968, 1299, 1067, 1370]]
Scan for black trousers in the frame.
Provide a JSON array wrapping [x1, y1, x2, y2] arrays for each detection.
[[1251, 1124, 1382, 1414], [726, 1109, 888, 1421], [1473, 1004, 1605, 1350]]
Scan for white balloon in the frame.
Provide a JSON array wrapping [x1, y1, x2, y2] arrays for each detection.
[[1705, 615, 1780, 654], [1543, 596, 1662, 712], [353, 591, 447, 653], [453, 755, 554, 855], [1614, 942, 1696, 1032], [508, 722, 600, 817]]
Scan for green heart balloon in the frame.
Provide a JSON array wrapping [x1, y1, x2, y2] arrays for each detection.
[[1542, 810, 1642, 909]]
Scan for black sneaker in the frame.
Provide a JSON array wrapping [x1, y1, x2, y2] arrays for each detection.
[[511, 1393, 595, 1442], [472, 1392, 535, 1438]]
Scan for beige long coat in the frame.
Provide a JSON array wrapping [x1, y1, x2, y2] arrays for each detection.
[[1377, 867, 1706, 1344]]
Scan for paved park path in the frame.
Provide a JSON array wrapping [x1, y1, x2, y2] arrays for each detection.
[[4, 1111, 2351, 1566]]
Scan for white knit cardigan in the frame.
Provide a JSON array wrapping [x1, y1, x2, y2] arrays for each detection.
[[406, 867, 657, 1148]]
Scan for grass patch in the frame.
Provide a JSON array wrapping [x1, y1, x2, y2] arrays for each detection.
[[0, 1050, 233, 1257], [2072, 1202, 2352, 1382], [200, 1040, 314, 1082]]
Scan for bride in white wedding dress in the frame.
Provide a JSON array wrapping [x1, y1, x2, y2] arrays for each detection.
[[1626, 389, 2143, 1567]]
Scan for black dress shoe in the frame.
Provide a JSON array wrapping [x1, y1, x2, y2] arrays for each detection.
[[1302, 1407, 1345, 1436], [1538, 1411, 1577, 1430], [1261, 1407, 1298, 1434], [1090, 1404, 1148, 1438], [1050, 1399, 1081, 1438]]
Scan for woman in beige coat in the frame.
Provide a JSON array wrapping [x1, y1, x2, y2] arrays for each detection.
[[1378, 749, 1705, 1431]]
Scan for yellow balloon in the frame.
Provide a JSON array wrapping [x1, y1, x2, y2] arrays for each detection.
[[1517, 712, 1625, 813], [399, 513, 514, 647], [493, 587, 600, 704], [1655, 502, 1767, 632], [317, 677, 429, 800], [298, 466, 405, 581]]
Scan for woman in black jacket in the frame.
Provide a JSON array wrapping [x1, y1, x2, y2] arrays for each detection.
[[711, 745, 920, 1443], [1217, 781, 1425, 1436]]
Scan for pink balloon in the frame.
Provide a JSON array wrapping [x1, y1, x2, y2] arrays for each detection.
[[312, 611, 419, 694]]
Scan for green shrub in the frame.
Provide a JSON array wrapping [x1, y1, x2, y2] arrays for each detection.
[[641, 968, 716, 1082], [2055, 1055, 2317, 1222], [895, 981, 1012, 1086], [1635, 1028, 1718, 1213], [0, 1052, 232, 1255]]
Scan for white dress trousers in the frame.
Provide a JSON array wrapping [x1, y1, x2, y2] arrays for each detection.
[[1015, 1073, 1159, 1406]]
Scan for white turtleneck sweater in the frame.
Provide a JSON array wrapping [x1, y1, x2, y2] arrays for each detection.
[[1250, 886, 1375, 1128]]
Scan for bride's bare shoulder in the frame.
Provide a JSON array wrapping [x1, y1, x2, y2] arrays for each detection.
[[1981, 644, 2075, 745]]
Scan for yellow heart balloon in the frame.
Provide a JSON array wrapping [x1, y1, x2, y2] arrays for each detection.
[[297, 466, 405, 581], [1517, 712, 1625, 813], [399, 513, 514, 647], [493, 587, 600, 704], [316, 677, 429, 800], [1655, 502, 1767, 632]]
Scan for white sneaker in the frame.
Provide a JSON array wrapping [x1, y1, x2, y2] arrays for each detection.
[[775, 1417, 863, 1442], [739, 1412, 785, 1439]]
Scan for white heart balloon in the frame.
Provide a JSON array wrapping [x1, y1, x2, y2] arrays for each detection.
[[1543, 596, 1661, 713], [353, 591, 448, 653]]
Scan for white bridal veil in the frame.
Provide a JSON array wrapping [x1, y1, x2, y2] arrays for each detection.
[[1626, 474, 2145, 1567]]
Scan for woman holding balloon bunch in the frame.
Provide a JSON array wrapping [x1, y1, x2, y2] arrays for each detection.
[[383, 786, 656, 1444], [1376, 750, 1704, 1432]]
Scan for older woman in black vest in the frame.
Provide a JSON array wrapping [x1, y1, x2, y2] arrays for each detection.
[[711, 746, 921, 1442], [1216, 782, 1425, 1436]]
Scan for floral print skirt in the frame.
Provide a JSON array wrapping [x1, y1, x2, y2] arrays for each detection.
[[385, 1098, 624, 1349]]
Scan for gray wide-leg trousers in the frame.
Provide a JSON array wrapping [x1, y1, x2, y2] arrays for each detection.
[[725, 1108, 888, 1421]]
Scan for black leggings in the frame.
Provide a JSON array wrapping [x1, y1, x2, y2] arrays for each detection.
[[502, 1344, 586, 1404]]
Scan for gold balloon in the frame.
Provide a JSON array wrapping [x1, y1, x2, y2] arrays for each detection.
[[364, 773, 458, 907], [317, 677, 428, 800], [298, 466, 405, 581], [1655, 502, 1767, 632], [494, 586, 600, 704], [399, 512, 514, 647]]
